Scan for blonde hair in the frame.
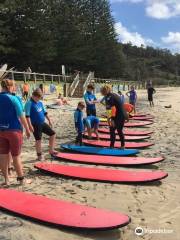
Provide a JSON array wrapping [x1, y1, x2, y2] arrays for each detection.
[[1, 79, 15, 91], [100, 85, 112, 94]]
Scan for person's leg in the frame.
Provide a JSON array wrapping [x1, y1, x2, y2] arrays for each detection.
[[41, 123, 56, 154], [133, 103, 136, 114], [92, 108, 96, 117], [32, 124, 43, 160], [86, 108, 90, 116], [76, 132, 83, 145], [49, 134, 56, 154], [116, 120, 125, 148], [79, 132, 83, 146], [0, 154, 9, 185], [12, 155, 24, 179], [110, 126, 116, 148], [9, 131, 27, 184]]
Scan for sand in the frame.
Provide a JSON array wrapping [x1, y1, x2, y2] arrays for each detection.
[[0, 87, 180, 240]]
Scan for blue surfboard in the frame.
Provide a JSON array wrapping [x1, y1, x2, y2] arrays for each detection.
[[61, 144, 139, 156]]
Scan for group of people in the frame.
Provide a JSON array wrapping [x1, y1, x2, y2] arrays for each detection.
[[74, 84, 137, 148], [0, 79, 156, 187]]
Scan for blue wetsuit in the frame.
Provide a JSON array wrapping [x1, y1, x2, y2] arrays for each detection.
[[84, 116, 99, 129], [74, 108, 84, 145], [129, 90, 137, 105], [84, 91, 97, 116]]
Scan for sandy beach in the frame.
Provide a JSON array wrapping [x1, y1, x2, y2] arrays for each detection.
[[0, 87, 180, 240]]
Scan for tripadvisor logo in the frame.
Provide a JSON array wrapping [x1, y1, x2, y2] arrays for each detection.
[[135, 227, 144, 236]]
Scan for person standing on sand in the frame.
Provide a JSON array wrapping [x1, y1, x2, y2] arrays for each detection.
[[126, 86, 137, 113], [25, 89, 56, 161], [118, 91, 125, 104], [22, 81, 30, 101], [74, 101, 85, 146], [0, 79, 31, 186], [84, 84, 98, 116], [100, 85, 128, 149], [147, 85, 156, 107]]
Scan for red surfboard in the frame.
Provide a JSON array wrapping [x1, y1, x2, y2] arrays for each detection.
[[99, 121, 153, 127], [98, 128, 153, 136], [130, 116, 154, 121], [53, 152, 165, 166], [0, 189, 130, 230], [83, 139, 154, 149], [83, 132, 150, 141], [35, 163, 168, 183]]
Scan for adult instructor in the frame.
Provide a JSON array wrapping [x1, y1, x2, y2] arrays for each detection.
[[100, 85, 128, 149]]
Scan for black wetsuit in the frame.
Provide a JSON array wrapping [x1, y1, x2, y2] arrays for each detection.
[[105, 93, 125, 148], [148, 87, 155, 101]]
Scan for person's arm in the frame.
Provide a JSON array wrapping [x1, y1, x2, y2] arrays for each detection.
[[153, 88, 156, 94], [19, 116, 31, 138], [12, 96, 31, 138], [24, 101, 34, 132], [45, 114, 52, 127], [42, 104, 52, 127], [135, 91, 138, 101], [126, 91, 130, 97]]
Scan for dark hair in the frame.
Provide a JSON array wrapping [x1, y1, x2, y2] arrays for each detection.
[[78, 101, 85, 108], [87, 84, 94, 90], [32, 88, 43, 98]]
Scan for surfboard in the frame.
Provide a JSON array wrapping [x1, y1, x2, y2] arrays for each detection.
[[0, 189, 130, 230], [100, 117, 153, 122], [53, 152, 165, 166], [83, 132, 150, 141], [99, 121, 153, 127], [46, 104, 62, 109], [35, 163, 168, 183], [83, 139, 153, 149], [61, 144, 139, 156], [129, 116, 154, 121], [0, 64, 7, 78], [98, 128, 153, 136]]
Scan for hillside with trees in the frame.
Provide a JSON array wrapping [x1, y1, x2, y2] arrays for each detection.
[[0, 0, 180, 84]]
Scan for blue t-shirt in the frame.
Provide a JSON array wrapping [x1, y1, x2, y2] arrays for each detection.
[[84, 116, 99, 129], [25, 99, 47, 125], [74, 109, 84, 133], [84, 91, 97, 110], [129, 90, 136, 103], [0, 92, 23, 131]]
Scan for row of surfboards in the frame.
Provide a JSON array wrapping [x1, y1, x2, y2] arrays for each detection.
[[0, 113, 168, 231]]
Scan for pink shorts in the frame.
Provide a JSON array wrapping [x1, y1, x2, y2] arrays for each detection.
[[0, 131, 23, 157]]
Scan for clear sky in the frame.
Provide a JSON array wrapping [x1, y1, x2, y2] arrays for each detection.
[[110, 0, 180, 53]]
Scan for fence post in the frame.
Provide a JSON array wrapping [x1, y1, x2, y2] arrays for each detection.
[[11, 71, 14, 80], [34, 73, 37, 82], [23, 72, 26, 82], [43, 74, 46, 83]]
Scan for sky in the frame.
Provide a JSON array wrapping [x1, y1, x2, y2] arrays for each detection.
[[110, 0, 180, 53]]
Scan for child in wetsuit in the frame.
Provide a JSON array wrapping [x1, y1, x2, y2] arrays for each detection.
[[25, 88, 56, 160], [147, 86, 156, 107], [83, 116, 99, 139], [126, 86, 137, 113], [74, 101, 85, 145], [84, 84, 98, 116]]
